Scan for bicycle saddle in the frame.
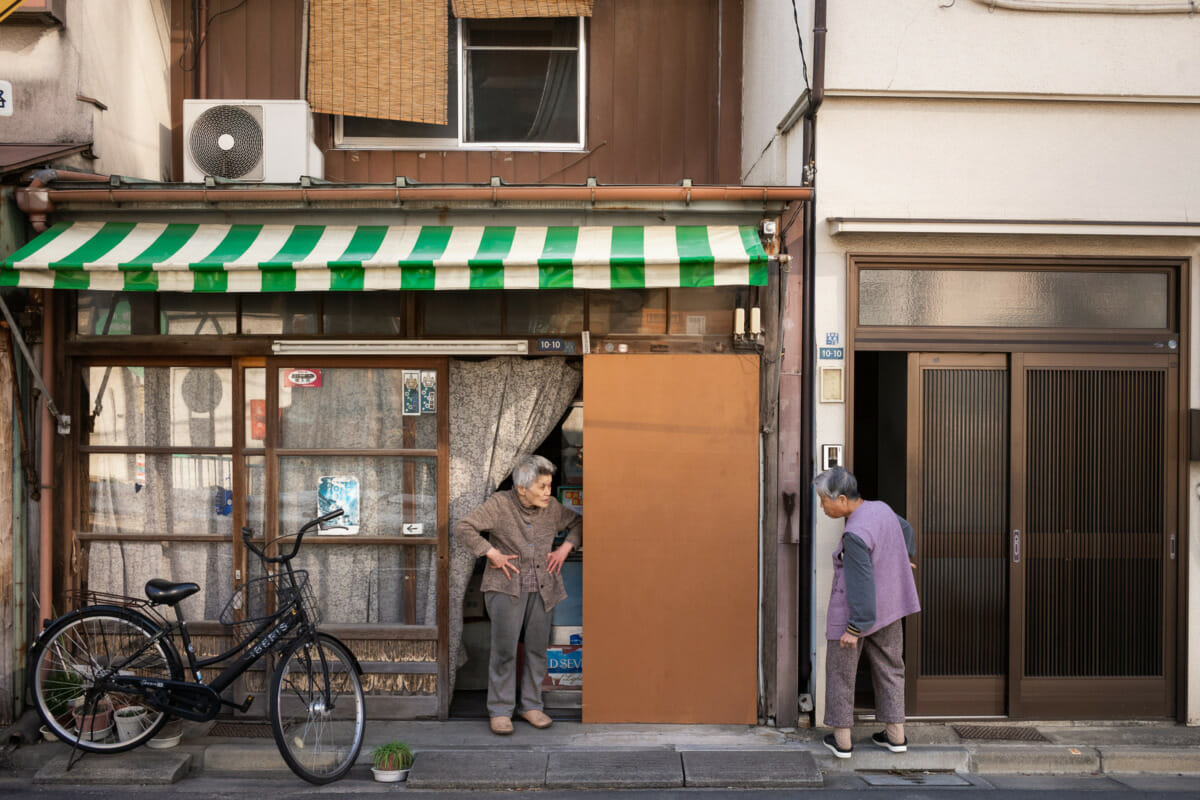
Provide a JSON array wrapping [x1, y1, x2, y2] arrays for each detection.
[[145, 578, 201, 605]]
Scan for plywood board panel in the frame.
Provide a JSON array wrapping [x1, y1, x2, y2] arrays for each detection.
[[582, 354, 759, 723]]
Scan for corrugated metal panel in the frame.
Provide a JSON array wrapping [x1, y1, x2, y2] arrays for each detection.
[[919, 368, 1008, 676], [1024, 367, 1164, 678]]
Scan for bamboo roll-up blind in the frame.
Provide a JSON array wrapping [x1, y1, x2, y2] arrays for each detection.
[[308, 0, 448, 124], [451, 0, 593, 17]]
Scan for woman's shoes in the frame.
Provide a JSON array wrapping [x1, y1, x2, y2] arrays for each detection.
[[871, 730, 908, 752], [822, 733, 853, 759], [520, 709, 554, 729], [489, 716, 513, 735]]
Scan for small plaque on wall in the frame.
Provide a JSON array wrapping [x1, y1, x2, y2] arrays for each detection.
[[820, 366, 844, 403]]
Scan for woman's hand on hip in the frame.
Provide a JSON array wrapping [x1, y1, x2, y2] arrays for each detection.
[[485, 547, 520, 579], [545, 542, 574, 575]]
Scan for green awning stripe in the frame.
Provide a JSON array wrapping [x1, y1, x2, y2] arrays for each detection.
[[191, 225, 262, 271], [261, 225, 325, 268], [609, 226, 645, 289], [469, 227, 514, 289], [3, 220, 74, 265], [51, 221, 135, 269], [676, 226, 715, 288], [740, 226, 768, 286], [402, 226, 453, 265], [123, 271, 160, 291], [1, 224, 770, 291], [539, 227, 578, 288], [117, 224, 198, 269], [332, 226, 389, 267]]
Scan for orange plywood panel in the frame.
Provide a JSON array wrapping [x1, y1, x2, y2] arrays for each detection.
[[582, 354, 759, 723]]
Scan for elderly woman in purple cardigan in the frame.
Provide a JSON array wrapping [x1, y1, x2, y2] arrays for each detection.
[[814, 466, 920, 759]]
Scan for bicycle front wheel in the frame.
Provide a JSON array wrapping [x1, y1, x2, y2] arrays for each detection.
[[269, 633, 365, 784], [30, 607, 181, 752]]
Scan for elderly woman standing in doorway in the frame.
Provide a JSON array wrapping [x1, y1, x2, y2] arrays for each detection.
[[454, 454, 582, 735], [814, 466, 919, 759]]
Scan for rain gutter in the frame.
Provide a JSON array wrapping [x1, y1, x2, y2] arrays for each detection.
[[17, 182, 813, 231]]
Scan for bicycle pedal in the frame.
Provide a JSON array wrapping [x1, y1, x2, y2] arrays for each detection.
[[238, 695, 255, 712]]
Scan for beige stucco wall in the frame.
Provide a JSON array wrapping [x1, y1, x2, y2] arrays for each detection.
[[0, 0, 171, 180], [744, 0, 1200, 726]]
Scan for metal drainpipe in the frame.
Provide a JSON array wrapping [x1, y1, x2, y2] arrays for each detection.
[[12, 356, 27, 715], [798, 0, 827, 716], [38, 292, 53, 626]]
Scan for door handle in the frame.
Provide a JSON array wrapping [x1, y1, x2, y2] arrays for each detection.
[[1012, 530, 1021, 564]]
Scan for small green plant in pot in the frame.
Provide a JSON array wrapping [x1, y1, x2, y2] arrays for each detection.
[[44, 670, 85, 723], [371, 741, 414, 782]]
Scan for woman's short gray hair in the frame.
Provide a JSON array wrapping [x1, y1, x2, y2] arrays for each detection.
[[812, 466, 861, 501], [512, 454, 556, 490]]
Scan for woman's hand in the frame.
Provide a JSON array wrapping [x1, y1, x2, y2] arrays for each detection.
[[839, 631, 859, 649], [545, 542, 574, 575], [485, 547, 520, 579]]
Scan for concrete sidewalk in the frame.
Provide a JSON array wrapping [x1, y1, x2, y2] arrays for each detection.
[[8, 717, 1200, 789]]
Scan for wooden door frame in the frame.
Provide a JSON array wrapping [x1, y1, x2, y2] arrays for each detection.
[[845, 253, 1190, 721]]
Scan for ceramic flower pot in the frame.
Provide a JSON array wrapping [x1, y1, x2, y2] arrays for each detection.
[[114, 705, 148, 742], [371, 767, 409, 783], [72, 701, 113, 742]]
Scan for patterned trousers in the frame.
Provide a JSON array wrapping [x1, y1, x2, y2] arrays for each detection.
[[823, 619, 906, 729]]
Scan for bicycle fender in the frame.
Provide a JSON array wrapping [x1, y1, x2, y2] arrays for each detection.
[[33, 604, 158, 645], [316, 633, 365, 676]]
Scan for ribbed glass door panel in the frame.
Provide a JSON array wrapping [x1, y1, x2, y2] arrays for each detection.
[[1024, 368, 1164, 678], [920, 368, 1008, 675]]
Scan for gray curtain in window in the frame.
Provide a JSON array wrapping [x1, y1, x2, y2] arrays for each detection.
[[447, 356, 582, 693]]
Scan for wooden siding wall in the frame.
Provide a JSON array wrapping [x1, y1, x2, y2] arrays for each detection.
[[170, 0, 742, 185]]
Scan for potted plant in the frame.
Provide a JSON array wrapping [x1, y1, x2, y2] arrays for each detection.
[[371, 741, 414, 782], [114, 705, 149, 742], [71, 696, 113, 742], [44, 669, 84, 724]]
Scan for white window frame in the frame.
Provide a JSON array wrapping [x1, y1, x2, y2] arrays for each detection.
[[334, 17, 586, 152]]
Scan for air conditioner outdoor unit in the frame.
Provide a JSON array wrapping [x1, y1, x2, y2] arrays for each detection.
[[183, 99, 323, 183]]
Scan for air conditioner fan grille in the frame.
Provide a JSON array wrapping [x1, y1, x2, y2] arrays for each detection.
[[189, 105, 264, 179]]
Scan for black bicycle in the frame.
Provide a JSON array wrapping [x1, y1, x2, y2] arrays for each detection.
[[28, 509, 366, 784]]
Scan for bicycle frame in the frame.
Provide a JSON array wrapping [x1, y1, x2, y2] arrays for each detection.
[[94, 560, 321, 722]]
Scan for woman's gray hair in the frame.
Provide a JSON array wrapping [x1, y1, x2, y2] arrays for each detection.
[[812, 466, 861, 501], [512, 454, 556, 490]]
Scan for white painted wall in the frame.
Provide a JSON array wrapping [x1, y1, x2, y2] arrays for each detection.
[[817, 98, 1200, 223], [824, 0, 1200, 99], [741, 0, 814, 185], [0, 1, 171, 180]]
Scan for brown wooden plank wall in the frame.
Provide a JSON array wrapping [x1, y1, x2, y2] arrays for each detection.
[[171, 0, 742, 185]]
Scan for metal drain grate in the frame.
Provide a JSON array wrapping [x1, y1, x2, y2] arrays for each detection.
[[207, 721, 274, 738], [952, 724, 1051, 742]]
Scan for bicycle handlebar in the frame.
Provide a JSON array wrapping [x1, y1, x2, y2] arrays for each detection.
[[241, 508, 345, 564]]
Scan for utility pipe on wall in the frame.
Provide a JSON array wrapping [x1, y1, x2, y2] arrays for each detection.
[[37, 292, 52, 626], [969, 0, 1198, 11]]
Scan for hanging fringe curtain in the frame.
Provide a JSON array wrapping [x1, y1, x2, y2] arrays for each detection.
[[307, 0, 448, 124], [451, 0, 593, 17]]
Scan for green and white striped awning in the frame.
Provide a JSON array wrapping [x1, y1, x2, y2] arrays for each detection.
[[1, 222, 769, 292]]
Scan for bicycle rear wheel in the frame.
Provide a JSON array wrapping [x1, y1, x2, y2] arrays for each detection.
[[269, 632, 365, 784], [30, 607, 181, 752]]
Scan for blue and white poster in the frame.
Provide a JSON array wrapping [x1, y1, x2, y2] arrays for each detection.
[[318, 476, 360, 535]]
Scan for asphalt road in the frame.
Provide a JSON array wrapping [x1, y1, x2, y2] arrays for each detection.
[[1, 773, 1197, 799]]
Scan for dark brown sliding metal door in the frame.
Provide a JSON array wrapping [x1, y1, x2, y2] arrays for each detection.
[[907, 352, 1177, 718], [906, 354, 1010, 716], [1010, 353, 1177, 718]]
